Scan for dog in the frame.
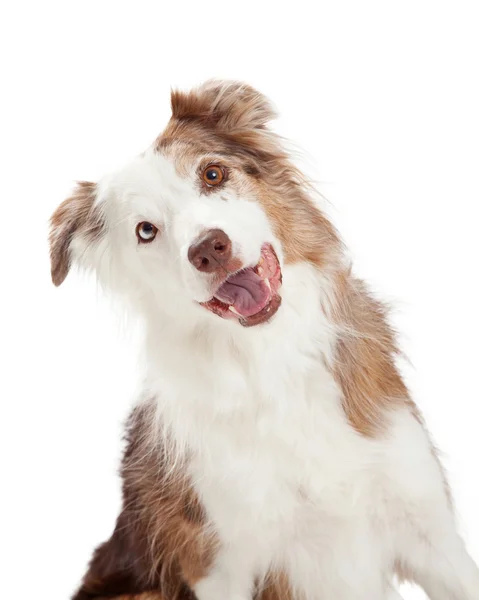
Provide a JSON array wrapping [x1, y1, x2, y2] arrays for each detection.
[[50, 81, 479, 600]]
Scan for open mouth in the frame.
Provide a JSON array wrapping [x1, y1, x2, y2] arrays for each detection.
[[201, 244, 282, 327]]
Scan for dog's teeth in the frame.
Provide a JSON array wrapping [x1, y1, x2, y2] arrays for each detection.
[[264, 278, 271, 291], [229, 306, 241, 315], [257, 266, 264, 277]]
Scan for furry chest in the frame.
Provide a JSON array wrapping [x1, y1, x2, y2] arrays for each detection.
[[185, 385, 367, 543]]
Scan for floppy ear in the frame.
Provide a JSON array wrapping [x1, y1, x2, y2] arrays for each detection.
[[170, 80, 277, 132], [49, 181, 100, 286]]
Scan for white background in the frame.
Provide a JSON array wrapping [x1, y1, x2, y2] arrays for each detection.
[[1, 1, 478, 598]]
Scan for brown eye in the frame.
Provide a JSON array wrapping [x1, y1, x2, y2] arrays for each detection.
[[202, 165, 224, 186], [136, 222, 158, 243]]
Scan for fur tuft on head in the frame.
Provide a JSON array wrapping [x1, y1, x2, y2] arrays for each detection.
[[170, 80, 277, 132]]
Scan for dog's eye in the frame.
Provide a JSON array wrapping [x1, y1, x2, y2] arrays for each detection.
[[202, 165, 224, 187], [136, 222, 158, 243]]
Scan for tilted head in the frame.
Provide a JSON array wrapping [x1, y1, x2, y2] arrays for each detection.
[[50, 81, 340, 331]]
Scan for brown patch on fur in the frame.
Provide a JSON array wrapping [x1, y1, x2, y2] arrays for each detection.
[[170, 80, 276, 131], [327, 271, 415, 436], [256, 572, 295, 600], [49, 181, 103, 286], [72, 402, 216, 600], [85, 595, 167, 600]]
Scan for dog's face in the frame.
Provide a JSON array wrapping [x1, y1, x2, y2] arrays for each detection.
[[50, 81, 338, 329], [77, 148, 282, 327]]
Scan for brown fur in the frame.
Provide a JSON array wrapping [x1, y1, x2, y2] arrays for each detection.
[[257, 573, 295, 600], [60, 81, 418, 599], [50, 181, 103, 286], [72, 402, 215, 600], [329, 272, 413, 435], [82, 595, 167, 600], [170, 81, 276, 131]]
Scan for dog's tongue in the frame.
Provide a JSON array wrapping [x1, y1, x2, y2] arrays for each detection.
[[214, 268, 270, 317]]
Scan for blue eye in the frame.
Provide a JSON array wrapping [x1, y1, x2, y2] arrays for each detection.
[[136, 222, 158, 243]]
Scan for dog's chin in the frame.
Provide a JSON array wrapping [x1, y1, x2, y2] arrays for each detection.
[[199, 244, 282, 327]]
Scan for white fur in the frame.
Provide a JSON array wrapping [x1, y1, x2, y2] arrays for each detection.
[[72, 147, 479, 599]]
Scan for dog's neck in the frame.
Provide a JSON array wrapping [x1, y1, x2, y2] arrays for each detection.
[[139, 261, 338, 418]]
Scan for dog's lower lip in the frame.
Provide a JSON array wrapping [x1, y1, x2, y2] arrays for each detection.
[[200, 244, 282, 326]]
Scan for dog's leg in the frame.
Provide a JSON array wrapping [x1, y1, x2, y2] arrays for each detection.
[[71, 512, 158, 600], [384, 410, 479, 600], [393, 485, 479, 599], [405, 520, 479, 600], [71, 509, 194, 600]]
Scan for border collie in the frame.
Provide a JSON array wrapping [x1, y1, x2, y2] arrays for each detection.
[[50, 81, 479, 600]]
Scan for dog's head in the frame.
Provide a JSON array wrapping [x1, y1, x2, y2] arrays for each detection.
[[50, 81, 339, 329]]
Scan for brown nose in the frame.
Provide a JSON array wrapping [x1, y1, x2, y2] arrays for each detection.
[[188, 229, 232, 273]]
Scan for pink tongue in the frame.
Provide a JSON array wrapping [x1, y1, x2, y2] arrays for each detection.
[[215, 268, 270, 317]]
